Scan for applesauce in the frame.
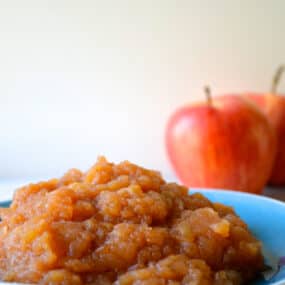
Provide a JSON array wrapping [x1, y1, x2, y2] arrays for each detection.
[[0, 157, 264, 284]]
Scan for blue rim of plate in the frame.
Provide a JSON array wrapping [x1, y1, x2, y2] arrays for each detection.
[[0, 189, 285, 285], [0, 200, 11, 208]]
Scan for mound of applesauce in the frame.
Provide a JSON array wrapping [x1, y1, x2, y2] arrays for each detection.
[[0, 157, 264, 285]]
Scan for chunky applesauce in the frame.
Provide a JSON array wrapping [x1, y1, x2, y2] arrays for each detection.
[[0, 157, 264, 284]]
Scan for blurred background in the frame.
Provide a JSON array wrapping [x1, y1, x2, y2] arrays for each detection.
[[1, 0, 285, 189]]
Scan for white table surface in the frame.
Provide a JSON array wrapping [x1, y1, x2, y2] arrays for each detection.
[[0, 179, 40, 201]]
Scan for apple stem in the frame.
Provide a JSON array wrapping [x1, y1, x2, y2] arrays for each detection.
[[271, 65, 285, 94], [204, 86, 212, 106]]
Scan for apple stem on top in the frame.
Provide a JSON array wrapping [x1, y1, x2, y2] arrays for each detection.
[[204, 85, 213, 106], [271, 65, 285, 94]]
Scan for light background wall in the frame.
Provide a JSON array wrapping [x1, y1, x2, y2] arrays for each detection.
[[0, 0, 285, 181]]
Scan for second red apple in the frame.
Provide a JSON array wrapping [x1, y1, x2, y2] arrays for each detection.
[[245, 65, 285, 185]]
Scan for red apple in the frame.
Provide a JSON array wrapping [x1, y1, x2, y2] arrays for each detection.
[[245, 65, 285, 185], [166, 88, 276, 194]]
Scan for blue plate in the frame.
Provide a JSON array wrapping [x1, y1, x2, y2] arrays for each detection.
[[0, 190, 285, 285], [191, 189, 285, 285]]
